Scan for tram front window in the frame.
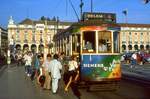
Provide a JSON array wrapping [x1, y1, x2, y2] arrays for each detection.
[[98, 31, 112, 53], [82, 31, 95, 53]]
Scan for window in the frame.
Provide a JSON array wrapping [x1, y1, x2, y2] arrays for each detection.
[[82, 31, 95, 53], [140, 32, 143, 42], [72, 34, 80, 55], [98, 31, 111, 53], [16, 30, 20, 41], [32, 30, 35, 42], [134, 33, 138, 42], [24, 30, 28, 42], [113, 32, 120, 53], [122, 32, 126, 41]]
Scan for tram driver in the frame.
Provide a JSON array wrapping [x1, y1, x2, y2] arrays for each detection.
[[84, 41, 93, 52]]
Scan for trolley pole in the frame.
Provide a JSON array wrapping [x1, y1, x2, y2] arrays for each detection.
[[91, 0, 93, 13], [80, 0, 84, 20]]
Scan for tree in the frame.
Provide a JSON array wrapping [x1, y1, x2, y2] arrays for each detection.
[[40, 16, 46, 21], [52, 16, 56, 21], [47, 17, 51, 21]]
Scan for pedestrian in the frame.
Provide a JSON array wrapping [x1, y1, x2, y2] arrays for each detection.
[[38, 54, 44, 85], [24, 52, 32, 76], [23, 52, 28, 73], [130, 52, 137, 68], [42, 54, 52, 90], [30, 53, 39, 81], [17, 51, 22, 66], [48, 54, 62, 94], [64, 55, 81, 99], [59, 52, 66, 75]]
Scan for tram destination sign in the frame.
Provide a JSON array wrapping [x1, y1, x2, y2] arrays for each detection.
[[83, 12, 116, 23]]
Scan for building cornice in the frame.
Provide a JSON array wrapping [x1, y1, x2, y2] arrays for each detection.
[[118, 23, 150, 28]]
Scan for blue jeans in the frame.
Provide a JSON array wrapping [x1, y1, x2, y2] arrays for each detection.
[[27, 65, 31, 74], [131, 59, 136, 65]]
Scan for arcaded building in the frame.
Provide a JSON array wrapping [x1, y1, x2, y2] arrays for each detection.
[[119, 23, 150, 52], [7, 16, 73, 54]]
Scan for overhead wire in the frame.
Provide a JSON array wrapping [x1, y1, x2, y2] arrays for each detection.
[[68, 0, 80, 21]]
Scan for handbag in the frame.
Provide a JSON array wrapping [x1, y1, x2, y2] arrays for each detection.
[[39, 75, 45, 87]]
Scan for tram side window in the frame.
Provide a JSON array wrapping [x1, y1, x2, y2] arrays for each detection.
[[82, 31, 95, 53], [113, 32, 120, 53], [98, 31, 112, 53], [72, 34, 80, 54]]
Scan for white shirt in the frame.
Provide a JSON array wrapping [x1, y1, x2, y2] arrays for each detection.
[[48, 59, 62, 79], [68, 60, 78, 71], [132, 53, 137, 60], [25, 55, 32, 66], [99, 44, 107, 52]]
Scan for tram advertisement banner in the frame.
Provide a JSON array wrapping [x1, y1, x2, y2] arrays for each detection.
[[80, 55, 121, 81]]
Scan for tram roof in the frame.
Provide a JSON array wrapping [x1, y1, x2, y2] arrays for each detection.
[[57, 20, 120, 33], [54, 21, 120, 40], [72, 20, 119, 26]]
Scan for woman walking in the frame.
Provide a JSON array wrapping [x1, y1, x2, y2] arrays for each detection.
[[42, 54, 52, 90]]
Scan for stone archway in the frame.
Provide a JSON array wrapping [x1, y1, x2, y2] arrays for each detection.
[[122, 45, 126, 51], [146, 45, 149, 50], [23, 44, 29, 53], [134, 45, 138, 51], [15, 44, 21, 50], [128, 45, 132, 50], [140, 45, 144, 50], [38, 44, 44, 53], [31, 44, 37, 54]]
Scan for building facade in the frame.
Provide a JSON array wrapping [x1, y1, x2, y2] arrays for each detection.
[[0, 27, 8, 55], [119, 23, 150, 53], [7, 16, 73, 54], [7, 16, 150, 54]]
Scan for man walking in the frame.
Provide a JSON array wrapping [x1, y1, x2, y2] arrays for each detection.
[[130, 52, 137, 68], [48, 54, 62, 94]]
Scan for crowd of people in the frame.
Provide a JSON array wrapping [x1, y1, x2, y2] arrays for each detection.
[[121, 51, 150, 68], [15, 51, 81, 99], [0, 51, 7, 67]]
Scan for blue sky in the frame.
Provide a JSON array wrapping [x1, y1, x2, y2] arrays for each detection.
[[0, 0, 150, 28]]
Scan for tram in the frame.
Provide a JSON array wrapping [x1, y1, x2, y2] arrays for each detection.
[[54, 12, 121, 91]]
